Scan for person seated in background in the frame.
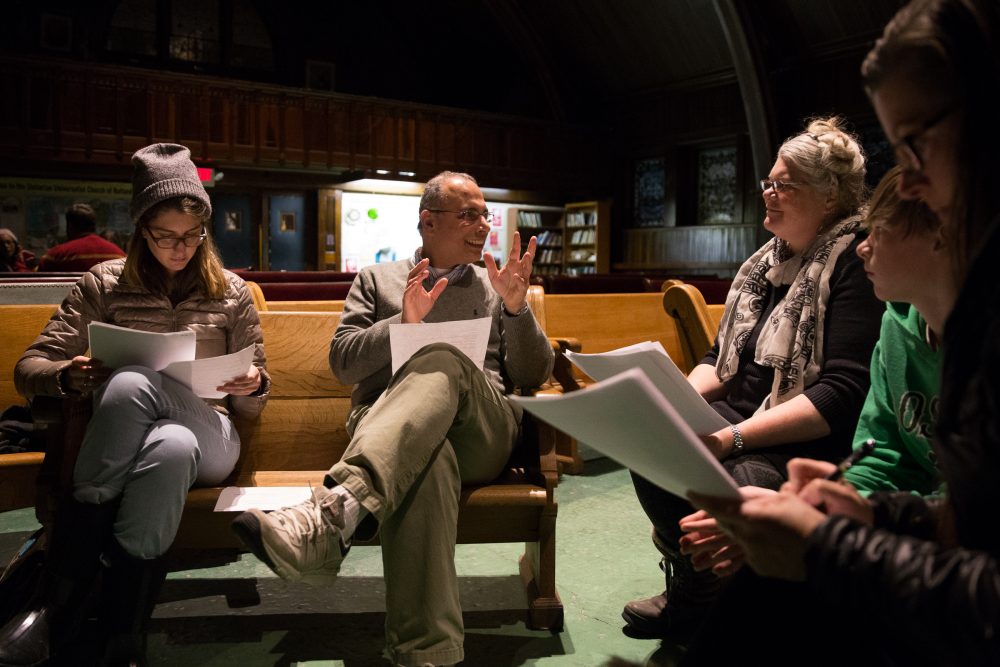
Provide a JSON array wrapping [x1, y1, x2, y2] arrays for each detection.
[[688, 1, 1000, 664], [0, 228, 37, 272], [678, 165, 955, 579], [38, 203, 125, 272], [0, 143, 270, 667], [622, 116, 883, 641], [232, 171, 553, 667]]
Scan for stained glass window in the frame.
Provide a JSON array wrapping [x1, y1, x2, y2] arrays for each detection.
[[697, 146, 737, 225], [634, 158, 665, 227]]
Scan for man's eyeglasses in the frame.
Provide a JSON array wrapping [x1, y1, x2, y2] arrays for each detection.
[[426, 208, 493, 224], [147, 229, 208, 249], [759, 179, 801, 194], [891, 106, 956, 173]]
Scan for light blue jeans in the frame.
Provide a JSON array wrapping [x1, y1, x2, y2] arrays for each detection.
[[72, 366, 240, 559]]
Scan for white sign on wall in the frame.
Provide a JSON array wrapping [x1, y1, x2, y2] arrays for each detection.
[[339, 192, 513, 272]]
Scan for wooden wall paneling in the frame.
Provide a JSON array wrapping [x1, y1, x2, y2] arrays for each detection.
[[283, 94, 304, 165], [0, 58, 609, 192], [121, 82, 148, 140], [329, 101, 351, 169], [474, 122, 497, 173], [303, 97, 327, 168], [207, 89, 229, 159], [27, 74, 55, 155], [371, 108, 394, 168], [150, 85, 174, 143], [417, 114, 437, 175], [436, 117, 455, 168], [317, 188, 337, 269], [89, 71, 120, 158], [233, 93, 255, 162], [257, 92, 281, 163], [350, 102, 373, 171], [177, 86, 201, 148], [454, 120, 474, 170], [59, 77, 86, 156], [396, 110, 416, 174]]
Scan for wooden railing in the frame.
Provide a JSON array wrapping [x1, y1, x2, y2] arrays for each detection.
[[0, 56, 609, 192]]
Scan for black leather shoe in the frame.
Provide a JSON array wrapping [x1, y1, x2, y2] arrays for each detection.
[[622, 592, 670, 638]]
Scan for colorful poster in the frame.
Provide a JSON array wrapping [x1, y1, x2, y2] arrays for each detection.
[[0, 178, 133, 258]]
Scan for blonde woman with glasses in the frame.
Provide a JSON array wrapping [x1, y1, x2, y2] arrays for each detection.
[[623, 116, 884, 641]]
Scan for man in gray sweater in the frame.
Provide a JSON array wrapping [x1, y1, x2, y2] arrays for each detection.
[[233, 171, 554, 667]]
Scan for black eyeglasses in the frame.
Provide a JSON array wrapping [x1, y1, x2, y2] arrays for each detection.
[[426, 208, 493, 224], [759, 179, 801, 194], [146, 228, 208, 249], [891, 106, 957, 172]]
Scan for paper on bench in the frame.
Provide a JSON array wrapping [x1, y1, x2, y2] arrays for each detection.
[[564, 341, 729, 435], [510, 368, 740, 500], [389, 317, 491, 375], [88, 321, 256, 398], [89, 321, 195, 371], [161, 344, 256, 399], [213, 486, 313, 512]]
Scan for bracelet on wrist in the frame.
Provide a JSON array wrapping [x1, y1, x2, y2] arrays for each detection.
[[730, 424, 745, 455]]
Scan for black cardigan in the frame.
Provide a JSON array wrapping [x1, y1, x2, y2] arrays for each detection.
[[701, 236, 884, 472]]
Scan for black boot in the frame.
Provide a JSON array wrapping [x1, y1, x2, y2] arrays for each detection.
[[98, 539, 167, 667], [622, 555, 721, 640], [0, 498, 119, 667]]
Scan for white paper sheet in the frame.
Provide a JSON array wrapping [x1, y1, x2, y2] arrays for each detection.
[[510, 368, 740, 500], [565, 341, 729, 434], [389, 317, 492, 375], [213, 486, 313, 512], [88, 321, 195, 371], [161, 344, 256, 399]]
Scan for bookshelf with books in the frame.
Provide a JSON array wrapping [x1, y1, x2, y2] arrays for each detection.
[[563, 200, 610, 275], [511, 205, 565, 276]]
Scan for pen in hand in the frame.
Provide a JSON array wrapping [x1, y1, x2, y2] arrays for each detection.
[[825, 439, 876, 482]]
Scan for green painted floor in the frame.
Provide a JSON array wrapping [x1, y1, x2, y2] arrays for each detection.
[[0, 459, 683, 666]]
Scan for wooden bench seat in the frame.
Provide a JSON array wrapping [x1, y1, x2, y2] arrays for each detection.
[[10, 302, 564, 629]]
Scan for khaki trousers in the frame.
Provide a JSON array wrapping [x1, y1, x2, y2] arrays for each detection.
[[328, 343, 518, 667]]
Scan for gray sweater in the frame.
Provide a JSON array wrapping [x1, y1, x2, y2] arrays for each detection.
[[330, 259, 554, 412]]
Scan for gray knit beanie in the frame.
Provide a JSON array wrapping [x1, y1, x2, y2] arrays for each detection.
[[129, 143, 212, 223]]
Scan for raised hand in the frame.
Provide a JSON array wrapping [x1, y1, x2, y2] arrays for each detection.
[[484, 232, 536, 314], [402, 258, 448, 323]]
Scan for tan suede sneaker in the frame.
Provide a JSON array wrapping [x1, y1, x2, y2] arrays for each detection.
[[231, 486, 351, 585]]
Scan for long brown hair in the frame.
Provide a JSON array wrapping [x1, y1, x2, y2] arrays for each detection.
[[862, 0, 1000, 282], [124, 197, 227, 300]]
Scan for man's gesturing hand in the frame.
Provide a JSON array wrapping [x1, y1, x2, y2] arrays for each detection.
[[402, 258, 448, 323], [485, 232, 536, 314]]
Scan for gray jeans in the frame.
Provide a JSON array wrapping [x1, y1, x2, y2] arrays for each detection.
[[328, 343, 519, 667], [73, 365, 240, 558]]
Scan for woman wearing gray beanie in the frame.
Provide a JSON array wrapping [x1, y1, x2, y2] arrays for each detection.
[[0, 143, 271, 667]]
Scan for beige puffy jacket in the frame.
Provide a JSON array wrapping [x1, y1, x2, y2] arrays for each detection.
[[15, 259, 269, 419]]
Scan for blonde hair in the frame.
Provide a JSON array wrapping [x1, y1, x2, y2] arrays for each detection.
[[124, 197, 227, 300], [866, 166, 940, 239], [778, 117, 867, 222]]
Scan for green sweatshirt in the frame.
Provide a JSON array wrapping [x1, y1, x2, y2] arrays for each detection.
[[843, 302, 942, 495]]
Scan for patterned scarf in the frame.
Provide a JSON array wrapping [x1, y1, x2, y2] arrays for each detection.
[[715, 215, 863, 411]]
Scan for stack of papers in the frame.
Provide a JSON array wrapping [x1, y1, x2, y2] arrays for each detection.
[[510, 343, 739, 500], [88, 321, 255, 399]]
